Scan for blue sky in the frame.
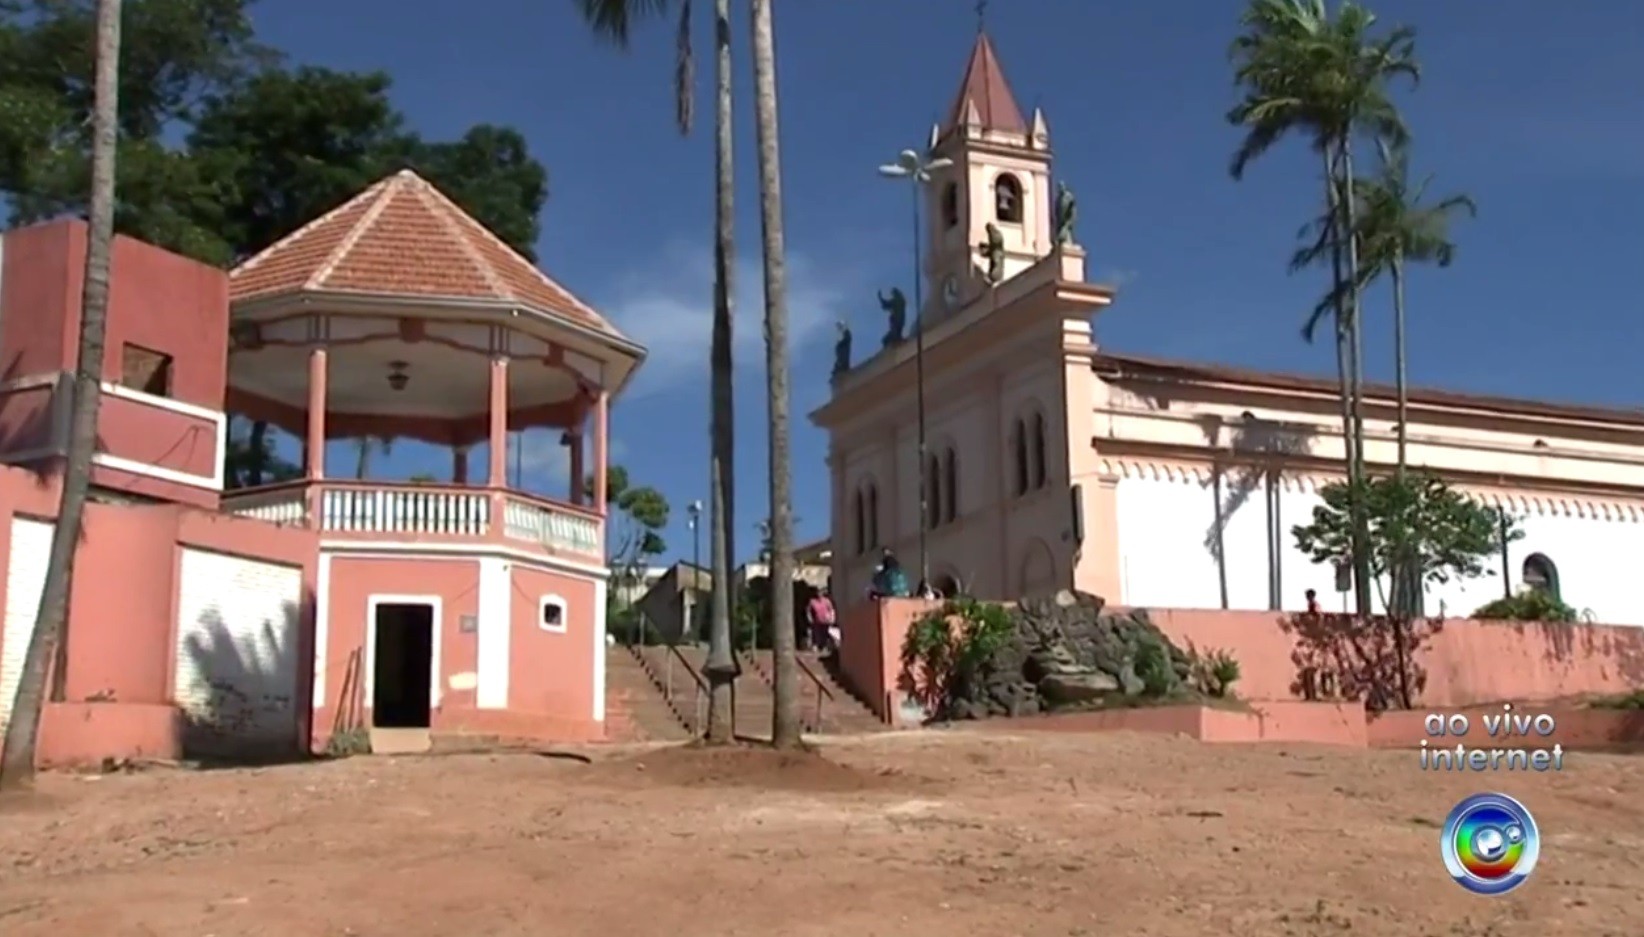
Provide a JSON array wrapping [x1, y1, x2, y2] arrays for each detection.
[[250, 0, 1644, 566]]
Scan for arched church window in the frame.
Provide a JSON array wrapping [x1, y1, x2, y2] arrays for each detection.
[[866, 484, 880, 548], [1522, 553, 1561, 601], [925, 453, 942, 530], [994, 174, 1023, 223], [1011, 419, 1029, 497], [941, 182, 959, 229], [1031, 411, 1048, 489], [853, 488, 866, 555], [942, 447, 959, 523]]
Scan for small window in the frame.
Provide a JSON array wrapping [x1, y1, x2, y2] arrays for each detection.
[[1522, 553, 1561, 601], [940, 183, 959, 229], [121, 344, 173, 397], [540, 595, 568, 632], [994, 174, 1023, 223]]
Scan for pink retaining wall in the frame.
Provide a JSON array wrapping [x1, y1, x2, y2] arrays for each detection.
[[840, 598, 1644, 745]]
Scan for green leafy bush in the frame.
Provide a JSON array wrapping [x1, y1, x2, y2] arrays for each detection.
[[1471, 589, 1580, 624], [899, 597, 1014, 717], [1188, 647, 1242, 699]]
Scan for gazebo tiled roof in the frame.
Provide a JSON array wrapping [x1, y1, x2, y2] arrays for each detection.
[[229, 169, 622, 339]]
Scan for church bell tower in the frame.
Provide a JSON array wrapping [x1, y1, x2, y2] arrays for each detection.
[[921, 30, 1057, 326]]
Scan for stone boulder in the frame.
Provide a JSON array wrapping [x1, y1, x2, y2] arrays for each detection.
[[948, 590, 1194, 720]]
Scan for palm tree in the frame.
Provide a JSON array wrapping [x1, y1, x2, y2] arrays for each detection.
[[1298, 142, 1474, 622], [1227, 0, 1417, 616], [747, 0, 800, 749], [575, 0, 737, 745], [1293, 142, 1475, 476], [1355, 140, 1475, 474], [0, 0, 122, 789]]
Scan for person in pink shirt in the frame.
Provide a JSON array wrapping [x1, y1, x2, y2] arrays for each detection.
[[806, 587, 837, 654]]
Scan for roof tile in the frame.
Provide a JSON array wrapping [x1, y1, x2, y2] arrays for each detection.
[[229, 170, 623, 339]]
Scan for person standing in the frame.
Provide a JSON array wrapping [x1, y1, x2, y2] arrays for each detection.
[[871, 548, 910, 600], [806, 587, 836, 654]]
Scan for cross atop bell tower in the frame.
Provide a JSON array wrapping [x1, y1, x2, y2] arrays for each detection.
[[921, 28, 1056, 325]]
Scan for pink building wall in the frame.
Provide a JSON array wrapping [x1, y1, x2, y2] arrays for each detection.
[[0, 220, 228, 510], [0, 466, 317, 767], [313, 556, 603, 749]]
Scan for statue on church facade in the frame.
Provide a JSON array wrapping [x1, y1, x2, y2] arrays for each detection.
[[878, 287, 907, 345], [832, 321, 852, 379], [977, 223, 1005, 284], [1053, 181, 1078, 246]]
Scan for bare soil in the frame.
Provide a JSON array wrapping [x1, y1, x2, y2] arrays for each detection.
[[0, 730, 1638, 936]]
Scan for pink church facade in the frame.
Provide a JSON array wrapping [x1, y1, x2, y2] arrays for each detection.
[[816, 32, 1644, 629], [0, 170, 637, 766]]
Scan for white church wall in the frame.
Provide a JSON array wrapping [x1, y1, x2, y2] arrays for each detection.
[[1113, 467, 1644, 625]]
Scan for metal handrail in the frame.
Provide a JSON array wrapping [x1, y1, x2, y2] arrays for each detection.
[[665, 643, 711, 734]]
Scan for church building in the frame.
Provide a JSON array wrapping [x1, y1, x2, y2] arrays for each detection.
[[812, 32, 1644, 625]]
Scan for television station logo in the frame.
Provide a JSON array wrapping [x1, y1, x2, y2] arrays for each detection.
[[1439, 792, 1540, 896]]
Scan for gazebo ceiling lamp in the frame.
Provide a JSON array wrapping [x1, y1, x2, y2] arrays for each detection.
[[387, 360, 410, 392]]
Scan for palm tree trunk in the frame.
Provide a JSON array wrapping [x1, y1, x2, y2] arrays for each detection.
[[1390, 252, 1413, 625], [354, 438, 371, 479], [748, 0, 800, 750], [0, 0, 121, 790], [1392, 254, 1408, 476], [1321, 143, 1359, 596], [702, 0, 737, 745], [248, 419, 269, 485], [1337, 139, 1374, 618]]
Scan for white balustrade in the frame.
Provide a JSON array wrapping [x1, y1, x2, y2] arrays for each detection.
[[223, 489, 308, 526], [503, 496, 600, 554], [319, 486, 490, 536]]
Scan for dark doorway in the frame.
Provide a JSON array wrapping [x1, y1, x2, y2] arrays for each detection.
[[372, 602, 434, 729]]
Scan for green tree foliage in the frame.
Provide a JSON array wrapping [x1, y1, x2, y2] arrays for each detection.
[[599, 464, 670, 585], [2, 1, 552, 491], [0, 0, 548, 265], [1292, 473, 1515, 613]]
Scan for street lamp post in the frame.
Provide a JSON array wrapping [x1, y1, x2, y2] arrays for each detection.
[[877, 147, 952, 590], [686, 499, 703, 644]]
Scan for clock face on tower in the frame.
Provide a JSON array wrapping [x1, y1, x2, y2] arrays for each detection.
[[941, 275, 961, 308]]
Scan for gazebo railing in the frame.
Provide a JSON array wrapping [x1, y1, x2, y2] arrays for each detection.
[[502, 492, 601, 554], [319, 484, 490, 536], [221, 480, 602, 557]]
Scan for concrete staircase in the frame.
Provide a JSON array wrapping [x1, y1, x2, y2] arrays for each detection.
[[604, 646, 693, 742], [604, 643, 887, 742], [736, 649, 887, 736]]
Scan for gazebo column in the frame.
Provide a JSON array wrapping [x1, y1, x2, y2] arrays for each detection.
[[564, 431, 583, 505], [592, 390, 608, 512], [488, 357, 509, 487], [305, 347, 328, 479]]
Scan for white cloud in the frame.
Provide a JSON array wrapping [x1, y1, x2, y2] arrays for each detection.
[[507, 431, 628, 481], [601, 242, 859, 396]]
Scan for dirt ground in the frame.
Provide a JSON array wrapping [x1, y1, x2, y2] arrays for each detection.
[[0, 730, 1638, 937]]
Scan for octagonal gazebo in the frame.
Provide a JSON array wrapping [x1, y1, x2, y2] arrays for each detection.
[[220, 169, 645, 750]]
